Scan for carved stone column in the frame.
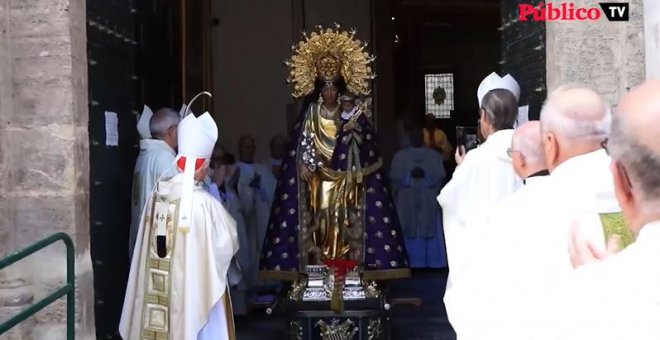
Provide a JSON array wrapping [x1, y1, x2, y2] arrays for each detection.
[[0, 0, 94, 338], [546, 0, 645, 104], [0, 272, 35, 340], [0, 2, 35, 338]]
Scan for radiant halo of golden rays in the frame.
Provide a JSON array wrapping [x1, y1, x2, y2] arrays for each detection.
[[285, 24, 376, 98]]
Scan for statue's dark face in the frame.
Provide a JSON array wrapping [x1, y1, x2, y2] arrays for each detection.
[[321, 85, 338, 104]]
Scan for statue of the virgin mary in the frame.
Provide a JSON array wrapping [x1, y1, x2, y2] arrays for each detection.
[[260, 26, 410, 281]]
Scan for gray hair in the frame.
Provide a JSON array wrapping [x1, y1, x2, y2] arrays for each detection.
[[540, 85, 612, 140], [608, 114, 660, 205], [512, 133, 544, 164], [481, 89, 518, 131], [150, 108, 180, 139]]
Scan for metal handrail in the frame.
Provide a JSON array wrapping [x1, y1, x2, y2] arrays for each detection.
[[0, 232, 75, 339]]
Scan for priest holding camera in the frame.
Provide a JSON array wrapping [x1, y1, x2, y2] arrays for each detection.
[[437, 72, 523, 333]]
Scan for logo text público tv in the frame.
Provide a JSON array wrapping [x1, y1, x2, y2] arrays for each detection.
[[518, 2, 630, 22]]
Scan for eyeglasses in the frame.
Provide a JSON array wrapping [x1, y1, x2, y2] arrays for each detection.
[[601, 138, 609, 155], [506, 148, 520, 158]]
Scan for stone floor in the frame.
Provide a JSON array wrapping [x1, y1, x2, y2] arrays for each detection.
[[236, 269, 456, 340]]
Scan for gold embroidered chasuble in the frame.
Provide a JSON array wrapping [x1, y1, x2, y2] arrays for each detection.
[[119, 174, 239, 340]]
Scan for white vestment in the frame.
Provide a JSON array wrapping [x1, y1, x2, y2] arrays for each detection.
[[391, 146, 447, 268], [536, 221, 660, 340], [451, 150, 621, 340], [120, 173, 239, 340], [446, 174, 551, 339], [236, 161, 273, 287], [130, 139, 178, 259], [438, 129, 521, 278], [208, 183, 250, 315], [261, 158, 281, 204]]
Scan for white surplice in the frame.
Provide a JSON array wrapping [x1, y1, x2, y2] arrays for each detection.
[[438, 130, 521, 274], [208, 183, 251, 315], [453, 149, 620, 340], [437, 129, 521, 337], [129, 139, 178, 259], [236, 161, 273, 287], [261, 158, 280, 207], [391, 146, 447, 268], [446, 174, 551, 340], [537, 221, 660, 340], [120, 173, 239, 340]]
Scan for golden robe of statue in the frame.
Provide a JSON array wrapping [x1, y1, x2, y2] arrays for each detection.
[[303, 103, 364, 262]]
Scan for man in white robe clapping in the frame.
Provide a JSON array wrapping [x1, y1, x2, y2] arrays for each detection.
[[236, 135, 272, 298], [457, 86, 620, 339], [438, 73, 523, 334], [208, 151, 251, 315], [538, 80, 660, 340]]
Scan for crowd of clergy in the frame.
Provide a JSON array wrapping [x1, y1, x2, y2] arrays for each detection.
[[120, 73, 660, 340], [439, 75, 660, 340]]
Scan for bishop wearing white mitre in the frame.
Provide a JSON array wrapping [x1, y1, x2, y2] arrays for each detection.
[[437, 72, 523, 333], [438, 72, 523, 277], [120, 111, 239, 340]]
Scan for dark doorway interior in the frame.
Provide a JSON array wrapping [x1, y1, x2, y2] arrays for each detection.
[[86, 0, 209, 338], [392, 0, 502, 152], [86, 1, 141, 338]]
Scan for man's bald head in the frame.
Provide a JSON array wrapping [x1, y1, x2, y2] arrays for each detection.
[[540, 85, 611, 139], [615, 80, 660, 155], [511, 121, 546, 178], [150, 108, 180, 148], [608, 80, 660, 223], [539, 85, 611, 171], [513, 121, 544, 162]]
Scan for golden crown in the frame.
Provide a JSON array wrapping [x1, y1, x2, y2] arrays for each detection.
[[285, 24, 376, 98]]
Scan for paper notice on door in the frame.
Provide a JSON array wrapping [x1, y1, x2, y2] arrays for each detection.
[[105, 111, 119, 146], [515, 105, 529, 128]]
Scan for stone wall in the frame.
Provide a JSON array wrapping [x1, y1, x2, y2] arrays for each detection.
[[644, 0, 660, 80], [0, 0, 94, 339], [545, 0, 646, 105]]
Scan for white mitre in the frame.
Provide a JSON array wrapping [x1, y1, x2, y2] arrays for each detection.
[[173, 112, 218, 233], [136, 105, 154, 139], [501, 74, 521, 101], [477, 72, 521, 107]]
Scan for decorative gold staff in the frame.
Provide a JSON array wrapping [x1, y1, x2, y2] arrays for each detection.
[[183, 91, 213, 117]]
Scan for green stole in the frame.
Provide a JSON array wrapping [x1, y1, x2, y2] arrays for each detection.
[[599, 212, 635, 249]]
